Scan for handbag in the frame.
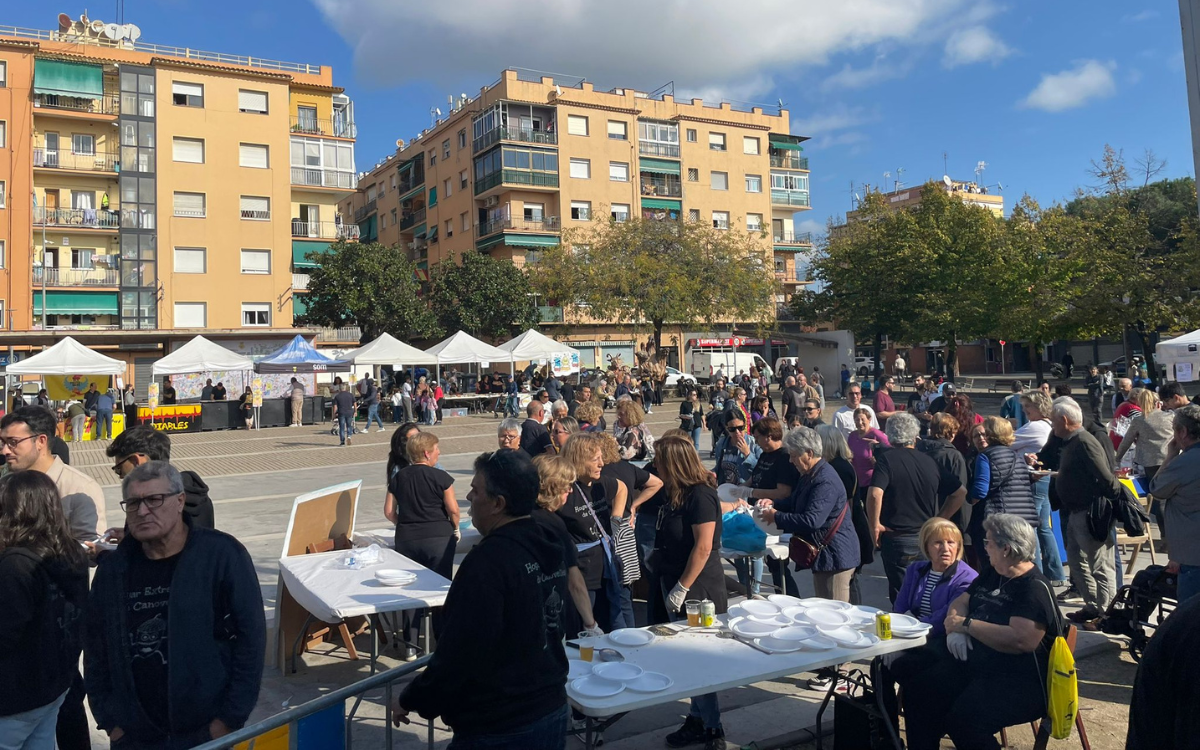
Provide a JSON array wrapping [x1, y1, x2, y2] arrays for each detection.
[[789, 501, 848, 570], [610, 515, 641, 586]]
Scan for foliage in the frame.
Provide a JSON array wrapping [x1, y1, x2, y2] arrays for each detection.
[[297, 240, 436, 344], [428, 252, 540, 339]]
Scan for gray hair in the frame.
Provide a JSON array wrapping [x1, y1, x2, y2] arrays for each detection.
[[782, 425, 823, 457], [551, 399, 569, 416], [982, 513, 1038, 563], [1021, 389, 1053, 417], [1173, 404, 1200, 442], [885, 412, 920, 446], [497, 418, 522, 435], [527, 400, 544, 417], [122, 460, 184, 498], [816, 424, 852, 461], [1051, 397, 1083, 426]]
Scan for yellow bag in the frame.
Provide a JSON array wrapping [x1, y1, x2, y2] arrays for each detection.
[[1045, 632, 1078, 739]]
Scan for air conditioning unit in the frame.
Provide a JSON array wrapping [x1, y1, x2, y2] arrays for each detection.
[[484, 196, 499, 208]]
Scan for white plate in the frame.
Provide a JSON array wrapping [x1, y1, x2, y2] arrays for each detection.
[[845, 606, 882, 626], [891, 623, 933, 638], [888, 613, 923, 629], [375, 568, 416, 580], [824, 626, 879, 648], [802, 609, 851, 628], [755, 635, 805, 653], [626, 671, 674, 693], [728, 604, 787, 624], [767, 594, 804, 608], [608, 628, 655, 647], [571, 675, 625, 698], [591, 662, 644, 682], [568, 660, 592, 679], [799, 635, 838, 650], [730, 618, 779, 638], [739, 600, 782, 618], [717, 483, 744, 504], [772, 624, 820, 641], [800, 598, 852, 611], [376, 578, 414, 587]]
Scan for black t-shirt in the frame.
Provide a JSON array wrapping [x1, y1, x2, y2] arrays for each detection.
[[749, 447, 800, 492], [163, 386, 177, 404], [520, 419, 553, 457], [126, 547, 180, 731], [966, 566, 1059, 679], [1127, 593, 1200, 750], [332, 390, 356, 416], [532, 507, 578, 570], [212, 385, 227, 400], [869, 447, 960, 535], [929, 395, 948, 415], [679, 401, 704, 431], [388, 464, 455, 541], [653, 485, 726, 612], [556, 479, 617, 589], [600, 461, 650, 518]]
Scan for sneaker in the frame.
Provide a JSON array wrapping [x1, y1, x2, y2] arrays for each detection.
[[346, 436, 352, 446], [339, 442, 345, 446], [806, 675, 848, 692], [404, 646, 419, 662], [702, 728, 726, 750], [665, 716, 706, 748], [1066, 609, 1100, 624], [1057, 588, 1082, 604], [377, 428, 386, 433], [1081, 617, 1104, 632]]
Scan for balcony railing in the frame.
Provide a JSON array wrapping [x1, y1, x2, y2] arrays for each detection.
[[538, 306, 564, 323], [638, 141, 681, 158], [478, 216, 561, 237], [774, 231, 813, 244], [31, 322, 120, 331], [474, 170, 560, 195], [399, 207, 426, 231], [33, 267, 120, 286], [473, 127, 558, 153], [33, 206, 120, 229], [771, 190, 811, 208], [291, 220, 359, 240], [291, 167, 358, 190], [292, 273, 310, 290], [33, 92, 119, 115], [33, 148, 118, 173], [640, 177, 683, 198], [770, 154, 809, 170], [314, 326, 362, 343], [289, 116, 357, 139], [352, 199, 377, 223]]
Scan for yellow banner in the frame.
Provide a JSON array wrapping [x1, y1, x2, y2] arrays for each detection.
[[47, 375, 111, 400]]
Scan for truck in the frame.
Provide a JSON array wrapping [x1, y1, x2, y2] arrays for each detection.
[[689, 351, 771, 384]]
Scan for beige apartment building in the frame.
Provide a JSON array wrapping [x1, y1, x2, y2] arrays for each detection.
[[0, 13, 356, 388], [341, 69, 812, 369], [846, 176, 1004, 220]]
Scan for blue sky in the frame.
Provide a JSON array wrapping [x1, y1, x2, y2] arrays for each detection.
[[13, 2, 1191, 234]]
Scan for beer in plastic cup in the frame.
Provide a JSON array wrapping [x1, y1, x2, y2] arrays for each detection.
[[577, 632, 594, 661], [685, 600, 702, 627]]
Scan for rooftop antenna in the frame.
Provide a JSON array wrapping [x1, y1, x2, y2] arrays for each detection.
[[883, 171, 891, 192], [849, 181, 857, 209], [894, 167, 905, 191], [429, 107, 442, 128], [974, 160, 987, 185], [943, 151, 949, 176]]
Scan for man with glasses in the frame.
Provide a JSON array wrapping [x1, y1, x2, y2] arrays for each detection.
[[85, 461, 265, 749], [833, 385, 879, 438], [105, 425, 214, 530]]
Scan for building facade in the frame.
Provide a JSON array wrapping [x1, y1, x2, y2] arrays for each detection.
[[340, 69, 813, 369], [0, 14, 356, 387]]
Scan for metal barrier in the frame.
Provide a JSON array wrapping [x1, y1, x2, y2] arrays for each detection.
[[190, 655, 431, 750]]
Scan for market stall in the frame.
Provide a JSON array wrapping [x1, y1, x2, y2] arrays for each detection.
[[499, 328, 582, 376], [7, 336, 126, 440], [149, 336, 255, 432], [1155, 329, 1200, 383], [251, 335, 349, 428], [423, 330, 510, 386]]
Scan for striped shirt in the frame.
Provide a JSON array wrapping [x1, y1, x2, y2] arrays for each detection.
[[917, 570, 944, 618]]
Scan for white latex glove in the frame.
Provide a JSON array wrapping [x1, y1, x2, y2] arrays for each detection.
[[452, 528, 462, 541], [667, 582, 689, 612], [755, 498, 774, 511], [733, 485, 754, 500], [582, 623, 605, 638], [946, 632, 973, 662]]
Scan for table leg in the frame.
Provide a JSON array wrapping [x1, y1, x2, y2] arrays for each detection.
[[385, 681, 394, 750], [585, 717, 596, 750], [422, 609, 433, 655], [871, 657, 904, 750], [289, 614, 316, 674], [370, 619, 378, 675], [814, 672, 838, 750]]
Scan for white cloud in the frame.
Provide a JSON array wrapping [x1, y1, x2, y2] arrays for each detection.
[[820, 55, 912, 92], [791, 106, 874, 138], [314, 0, 985, 95], [942, 26, 1012, 67], [1020, 60, 1117, 112]]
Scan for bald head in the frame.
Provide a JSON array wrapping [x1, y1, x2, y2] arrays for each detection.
[[1119, 378, 1132, 393], [785, 376, 796, 387]]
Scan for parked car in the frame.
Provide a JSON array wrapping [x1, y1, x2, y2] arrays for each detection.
[[854, 356, 875, 376], [664, 366, 696, 389]]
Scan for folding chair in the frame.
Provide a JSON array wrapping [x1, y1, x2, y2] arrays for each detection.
[[1116, 483, 1157, 575], [1000, 624, 1091, 750]]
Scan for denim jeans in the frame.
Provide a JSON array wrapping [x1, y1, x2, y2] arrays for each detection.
[[1178, 565, 1200, 604], [0, 690, 66, 750], [392, 403, 404, 423], [366, 403, 384, 429], [448, 704, 568, 750], [634, 513, 657, 570], [733, 556, 764, 596], [768, 558, 799, 596], [338, 413, 355, 444], [96, 409, 113, 439], [690, 427, 702, 451], [879, 532, 921, 604], [1033, 477, 1065, 582], [70, 414, 86, 441]]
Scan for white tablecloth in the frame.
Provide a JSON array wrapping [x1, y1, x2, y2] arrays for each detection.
[[279, 548, 451, 623], [568, 614, 926, 717], [353, 526, 483, 556]]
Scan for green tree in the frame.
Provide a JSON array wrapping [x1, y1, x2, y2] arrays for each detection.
[[428, 252, 539, 339], [529, 216, 778, 351], [297, 240, 436, 344]]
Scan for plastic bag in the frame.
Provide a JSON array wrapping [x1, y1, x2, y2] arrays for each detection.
[[335, 544, 382, 570], [721, 508, 767, 553], [1045, 634, 1078, 739]]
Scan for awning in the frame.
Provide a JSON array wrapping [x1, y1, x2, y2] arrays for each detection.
[[642, 198, 682, 210], [358, 215, 377, 241], [292, 240, 330, 269], [775, 244, 810, 253], [769, 134, 805, 151], [33, 291, 118, 315], [639, 158, 681, 175], [34, 59, 103, 97], [477, 233, 561, 252], [292, 293, 311, 317], [399, 184, 424, 202], [412, 223, 427, 238]]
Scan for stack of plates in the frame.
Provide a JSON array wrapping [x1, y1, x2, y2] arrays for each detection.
[[822, 626, 882, 649], [888, 613, 933, 638], [797, 608, 852, 631], [729, 600, 790, 626], [374, 569, 417, 587], [569, 661, 675, 697], [766, 594, 803, 608]]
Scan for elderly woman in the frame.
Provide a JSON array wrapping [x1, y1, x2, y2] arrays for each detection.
[[903, 514, 1062, 750], [496, 417, 522, 452], [760, 426, 860, 601], [532, 455, 603, 639], [575, 402, 605, 433], [1011, 390, 1066, 585], [613, 399, 655, 461], [550, 416, 579, 452], [968, 417, 1039, 531]]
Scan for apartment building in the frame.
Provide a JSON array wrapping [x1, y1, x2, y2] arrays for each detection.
[[846, 176, 1004, 220], [341, 69, 812, 368], [0, 14, 356, 387]]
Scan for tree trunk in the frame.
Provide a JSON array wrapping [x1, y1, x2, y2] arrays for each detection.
[[653, 319, 665, 356], [1132, 325, 1156, 384], [946, 332, 958, 382], [1091, 337, 1100, 368], [1032, 340, 1045, 384], [873, 331, 883, 388]]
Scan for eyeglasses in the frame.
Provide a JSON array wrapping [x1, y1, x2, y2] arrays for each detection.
[[0, 435, 38, 450], [498, 434, 520, 443], [112, 454, 141, 475], [804, 407, 820, 412], [120, 492, 180, 513]]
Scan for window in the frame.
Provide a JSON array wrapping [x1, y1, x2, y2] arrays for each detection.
[[743, 136, 760, 155], [428, 187, 437, 207], [709, 132, 726, 151], [611, 204, 630, 222], [569, 158, 590, 179], [745, 174, 762, 193], [443, 178, 452, 197], [174, 248, 207, 273], [390, 174, 397, 190], [239, 143, 269, 169], [445, 219, 453, 238], [711, 171, 729, 191], [458, 129, 467, 149], [173, 192, 205, 217], [174, 302, 206, 328], [379, 213, 386, 229], [443, 139, 451, 159], [171, 81, 203, 107], [687, 168, 699, 182], [296, 105, 318, 132], [461, 212, 469, 232], [71, 248, 94, 268], [0, 62, 6, 87], [0, 121, 6, 148], [0, 240, 5, 268], [688, 209, 700, 222], [607, 120, 627, 140], [567, 115, 589, 136], [524, 203, 544, 221], [429, 151, 436, 166], [571, 201, 591, 220], [241, 303, 270, 327], [609, 162, 629, 182], [237, 90, 268, 114], [391, 208, 397, 226], [239, 195, 270, 220], [240, 249, 270, 274], [712, 211, 730, 230], [460, 169, 469, 190], [71, 191, 95, 210], [771, 172, 809, 191], [686, 129, 697, 142], [72, 134, 95, 155], [172, 137, 204, 164], [775, 257, 786, 274], [746, 213, 763, 232], [0, 181, 5, 208]]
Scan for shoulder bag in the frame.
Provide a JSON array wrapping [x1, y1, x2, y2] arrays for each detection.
[[789, 500, 849, 570]]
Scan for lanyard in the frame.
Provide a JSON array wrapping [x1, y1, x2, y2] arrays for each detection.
[[574, 482, 614, 562]]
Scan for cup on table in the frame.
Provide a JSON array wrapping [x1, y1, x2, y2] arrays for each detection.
[[577, 632, 594, 662], [685, 600, 702, 627]]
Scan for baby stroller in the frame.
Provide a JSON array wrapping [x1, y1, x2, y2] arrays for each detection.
[[1100, 564, 1177, 661]]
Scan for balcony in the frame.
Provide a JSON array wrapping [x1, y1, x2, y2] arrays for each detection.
[[33, 267, 119, 286], [291, 220, 359, 240], [289, 116, 357, 139], [538, 306, 565, 323], [477, 216, 561, 238], [473, 127, 558, 154], [773, 231, 813, 245], [399, 207, 427, 231], [33, 207, 120, 230], [292, 273, 311, 290], [474, 170, 560, 195], [291, 166, 357, 190], [315, 326, 362, 343], [33, 148, 118, 173], [771, 190, 811, 208], [639, 175, 683, 198], [770, 154, 809, 170], [353, 199, 377, 223], [639, 141, 681, 158], [33, 92, 119, 116]]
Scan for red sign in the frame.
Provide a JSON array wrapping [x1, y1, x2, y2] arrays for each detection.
[[688, 338, 785, 348], [999, 340, 1006, 346]]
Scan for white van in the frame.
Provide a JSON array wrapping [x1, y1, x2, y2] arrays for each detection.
[[690, 351, 770, 383]]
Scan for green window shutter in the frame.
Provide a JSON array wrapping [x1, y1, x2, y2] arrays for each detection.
[[428, 187, 437, 207]]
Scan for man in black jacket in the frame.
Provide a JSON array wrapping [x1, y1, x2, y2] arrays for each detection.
[[393, 449, 569, 748], [521, 401, 554, 457], [106, 425, 215, 529], [85, 461, 264, 749]]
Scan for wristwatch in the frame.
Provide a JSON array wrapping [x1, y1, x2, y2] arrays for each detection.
[[962, 616, 974, 631]]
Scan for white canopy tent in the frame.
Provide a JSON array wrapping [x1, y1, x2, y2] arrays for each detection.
[[498, 329, 582, 375], [7, 336, 125, 375], [424, 331, 511, 383], [1156, 329, 1200, 382], [341, 333, 438, 366], [151, 335, 254, 376]]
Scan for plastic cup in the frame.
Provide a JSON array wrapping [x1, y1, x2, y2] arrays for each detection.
[[577, 632, 594, 662], [685, 600, 702, 627]]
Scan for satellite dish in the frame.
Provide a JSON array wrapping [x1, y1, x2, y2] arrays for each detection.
[[58, 13, 72, 29], [126, 24, 141, 42], [90, 20, 105, 33], [942, 175, 952, 187], [103, 23, 120, 39], [396, 138, 404, 148]]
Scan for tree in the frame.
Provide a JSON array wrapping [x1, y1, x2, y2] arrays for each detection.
[[427, 252, 539, 339], [297, 240, 436, 344], [529, 216, 778, 351]]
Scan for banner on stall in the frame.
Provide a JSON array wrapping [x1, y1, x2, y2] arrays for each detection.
[[147, 382, 159, 411], [137, 404, 201, 433], [47, 375, 111, 400], [1176, 362, 1194, 382], [252, 377, 264, 408], [550, 351, 581, 376]]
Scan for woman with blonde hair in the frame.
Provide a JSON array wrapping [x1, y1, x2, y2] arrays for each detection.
[[575, 401, 604, 433], [614, 399, 654, 460], [967, 416, 1038, 532], [532, 455, 602, 638]]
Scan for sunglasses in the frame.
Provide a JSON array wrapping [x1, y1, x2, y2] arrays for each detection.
[[804, 407, 820, 412], [726, 425, 745, 433]]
